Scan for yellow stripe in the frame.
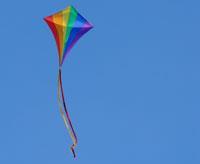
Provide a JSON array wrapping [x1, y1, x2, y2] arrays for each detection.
[[62, 7, 71, 60], [52, 12, 64, 63]]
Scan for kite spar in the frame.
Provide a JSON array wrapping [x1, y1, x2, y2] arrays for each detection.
[[44, 5, 93, 158]]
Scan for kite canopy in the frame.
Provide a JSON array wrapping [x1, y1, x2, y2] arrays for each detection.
[[44, 5, 93, 65]]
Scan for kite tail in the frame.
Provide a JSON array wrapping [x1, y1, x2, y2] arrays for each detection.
[[58, 68, 78, 158]]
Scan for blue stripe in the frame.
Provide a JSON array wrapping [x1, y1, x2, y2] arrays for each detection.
[[62, 13, 88, 62]]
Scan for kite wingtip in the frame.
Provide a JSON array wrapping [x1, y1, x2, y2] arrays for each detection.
[[43, 16, 50, 22]]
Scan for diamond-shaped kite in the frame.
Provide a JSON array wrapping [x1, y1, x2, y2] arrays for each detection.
[[44, 5, 93, 158]]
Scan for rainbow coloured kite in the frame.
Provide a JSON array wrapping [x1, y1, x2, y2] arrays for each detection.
[[44, 5, 93, 158]]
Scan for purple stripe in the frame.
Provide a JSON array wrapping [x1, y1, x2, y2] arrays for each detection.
[[61, 23, 92, 65]]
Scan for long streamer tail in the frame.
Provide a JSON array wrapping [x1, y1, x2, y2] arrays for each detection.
[[57, 68, 78, 158]]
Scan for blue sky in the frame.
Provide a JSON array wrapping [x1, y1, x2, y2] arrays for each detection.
[[0, 0, 200, 163]]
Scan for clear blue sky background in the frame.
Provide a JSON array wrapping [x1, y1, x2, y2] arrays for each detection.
[[0, 0, 200, 163]]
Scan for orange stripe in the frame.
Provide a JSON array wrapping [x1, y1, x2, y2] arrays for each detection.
[[52, 12, 65, 63]]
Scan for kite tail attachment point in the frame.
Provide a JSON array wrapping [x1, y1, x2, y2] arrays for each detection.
[[57, 68, 78, 158]]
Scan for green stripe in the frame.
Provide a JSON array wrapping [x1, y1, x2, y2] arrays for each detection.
[[63, 7, 78, 56]]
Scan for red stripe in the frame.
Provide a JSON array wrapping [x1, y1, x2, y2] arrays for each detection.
[[44, 16, 61, 65]]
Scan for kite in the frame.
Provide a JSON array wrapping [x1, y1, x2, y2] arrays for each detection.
[[44, 5, 93, 158]]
